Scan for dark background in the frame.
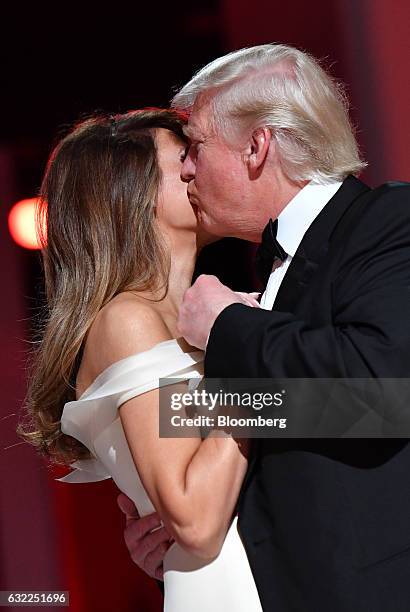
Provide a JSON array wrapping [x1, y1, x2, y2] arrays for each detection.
[[1, 1, 409, 611]]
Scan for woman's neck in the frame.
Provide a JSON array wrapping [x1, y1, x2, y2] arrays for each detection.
[[163, 235, 197, 319], [128, 231, 198, 336]]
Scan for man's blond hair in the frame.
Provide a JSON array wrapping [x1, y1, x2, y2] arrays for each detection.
[[172, 44, 367, 183]]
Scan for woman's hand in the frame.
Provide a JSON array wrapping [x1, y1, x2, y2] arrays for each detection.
[[234, 291, 261, 307], [117, 493, 174, 581]]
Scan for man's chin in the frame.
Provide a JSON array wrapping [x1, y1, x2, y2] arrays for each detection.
[[198, 216, 229, 240], [196, 222, 222, 247]]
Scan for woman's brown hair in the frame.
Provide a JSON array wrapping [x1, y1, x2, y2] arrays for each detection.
[[17, 108, 187, 465]]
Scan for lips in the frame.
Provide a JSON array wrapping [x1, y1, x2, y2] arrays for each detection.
[[190, 201, 199, 216], [188, 195, 200, 219], [187, 189, 198, 203]]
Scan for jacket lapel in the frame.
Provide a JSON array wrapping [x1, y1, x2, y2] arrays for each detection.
[[272, 175, 370, 313], [237, 177, 371, 527]]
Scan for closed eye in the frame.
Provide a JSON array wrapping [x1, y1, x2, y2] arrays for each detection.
[[180, 145, 189, 162], [188, 141, 201, 156]]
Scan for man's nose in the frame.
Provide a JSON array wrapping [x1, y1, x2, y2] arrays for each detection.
[[180, 151, 196, 183]]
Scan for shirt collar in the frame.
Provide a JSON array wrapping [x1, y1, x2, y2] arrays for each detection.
[[276, 181, 343, 257]]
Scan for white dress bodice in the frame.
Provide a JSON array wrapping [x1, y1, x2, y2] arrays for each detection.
[[57, 339, 262, 611]]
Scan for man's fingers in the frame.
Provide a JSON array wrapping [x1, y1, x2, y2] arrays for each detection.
[[126, 526, 173, 579], [124, 523, 170, 563], [119, 502, 173, 579], [124, 512, 164, 543], [143, 539, 174, 580], [117, 492, 140, 519]]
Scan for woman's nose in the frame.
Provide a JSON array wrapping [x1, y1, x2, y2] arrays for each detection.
[[180, 152, 196, 183]]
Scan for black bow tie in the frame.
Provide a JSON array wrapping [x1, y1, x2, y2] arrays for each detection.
[[255, 218, 288, 285]]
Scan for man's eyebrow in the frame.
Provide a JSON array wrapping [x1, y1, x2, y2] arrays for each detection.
[[182, 124, 201, 141]]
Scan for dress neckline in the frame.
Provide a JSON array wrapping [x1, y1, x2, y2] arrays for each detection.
[[76, 338, 203, 402]]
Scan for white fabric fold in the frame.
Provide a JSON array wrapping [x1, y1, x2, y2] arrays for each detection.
[[55, 457, 111, 482], [55, 338, 262, 610], [57, 339, 204, 486]]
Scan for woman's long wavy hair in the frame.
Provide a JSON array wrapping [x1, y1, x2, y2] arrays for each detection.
[[17, 108, 187, 466]]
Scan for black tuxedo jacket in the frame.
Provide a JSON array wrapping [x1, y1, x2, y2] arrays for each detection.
[[204, 176, 410, 611]]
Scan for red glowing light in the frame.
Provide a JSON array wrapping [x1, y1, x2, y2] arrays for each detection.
[[8, 198, 46, 250]]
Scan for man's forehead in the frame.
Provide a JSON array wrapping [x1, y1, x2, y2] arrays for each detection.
[[183, 120, 204, 141], [184, 98, 213, 139]]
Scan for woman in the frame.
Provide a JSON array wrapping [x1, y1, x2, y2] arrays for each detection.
[[18, 109, 262, 611]]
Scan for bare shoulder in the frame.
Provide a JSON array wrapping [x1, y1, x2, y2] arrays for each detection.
[[95, 294, 172, 351], [77, 294, 173, 394]]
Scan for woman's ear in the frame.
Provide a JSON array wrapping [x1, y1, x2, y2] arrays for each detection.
[[246, 127, 273, 176]]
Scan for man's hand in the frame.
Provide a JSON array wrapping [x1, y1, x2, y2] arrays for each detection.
[[177, 274, 260, 349], [117, 493, 174, 581]]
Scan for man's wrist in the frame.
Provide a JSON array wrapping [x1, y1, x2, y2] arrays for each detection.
[[205, 301, 237, 350]]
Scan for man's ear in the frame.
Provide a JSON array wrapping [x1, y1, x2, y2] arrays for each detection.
[[245, 127, 273, 176]]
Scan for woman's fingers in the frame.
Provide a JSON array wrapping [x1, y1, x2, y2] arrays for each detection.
[[234, 291, 261, 308]]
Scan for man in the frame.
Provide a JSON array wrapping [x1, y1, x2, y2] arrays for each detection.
[[118, 44, 410, 610]]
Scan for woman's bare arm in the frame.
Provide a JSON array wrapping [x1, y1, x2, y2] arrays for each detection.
[[86, 299, 249, 560]]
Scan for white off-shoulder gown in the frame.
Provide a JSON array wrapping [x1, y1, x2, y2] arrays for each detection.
[[57, 339, 262, 612]]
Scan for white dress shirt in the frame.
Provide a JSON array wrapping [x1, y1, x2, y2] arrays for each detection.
[[259, 181, 343, 310], [204, 180, 343, 349]]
